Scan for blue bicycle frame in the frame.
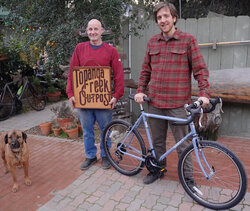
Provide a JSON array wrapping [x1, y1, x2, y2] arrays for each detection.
[[117, 103, 215, 180]]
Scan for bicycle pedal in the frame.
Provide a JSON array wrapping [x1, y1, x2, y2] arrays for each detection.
[[160, 168, 167, 173]]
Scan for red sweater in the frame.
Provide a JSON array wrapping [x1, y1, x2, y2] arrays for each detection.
[[66, 42, 124, 100]]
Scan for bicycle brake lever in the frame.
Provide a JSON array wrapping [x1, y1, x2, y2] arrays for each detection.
[[219, 100, 224, 113], [199, 108, 204, 128], [184, 104, 190, 115]]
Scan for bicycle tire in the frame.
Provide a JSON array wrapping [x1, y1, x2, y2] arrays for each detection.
[[26, 82, 47, 111], [178, 140, 247, 210], [0, 88, 14, 121], [103, 119, 146, 176]]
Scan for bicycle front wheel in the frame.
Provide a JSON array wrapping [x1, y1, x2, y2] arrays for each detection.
[[26, 82, 46, 111], [0, 88, 14, 121], [178, 140, 247, 210], [103, 119, 146, 176]]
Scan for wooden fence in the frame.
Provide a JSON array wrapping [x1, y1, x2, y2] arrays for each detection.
[[120, 16, 250, 137]]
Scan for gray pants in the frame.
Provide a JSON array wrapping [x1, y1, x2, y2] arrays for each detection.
[[148, 104, 193, 178]]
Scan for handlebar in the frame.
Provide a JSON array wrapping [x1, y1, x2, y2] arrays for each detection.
[[129, 94, 222, 126], [129, 94, 151, 102], [172, 97, 222, 125]]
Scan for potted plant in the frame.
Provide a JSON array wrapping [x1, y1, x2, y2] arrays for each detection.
[[40, 122, 52, 136], [65, 121, 78, 139], [51, 119, 61, 136], [51, 102, 74, 128]]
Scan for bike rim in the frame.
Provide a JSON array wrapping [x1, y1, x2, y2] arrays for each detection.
[[181, 144, 244, 208]]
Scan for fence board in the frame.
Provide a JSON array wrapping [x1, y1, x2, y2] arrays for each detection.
[[176, 19, 185, 31], [131, 28, 145, 71], [221, 17, 235, 69], [234, 16, 249, 68], [185, 18, 198, 37], [208, 17, 223, 70], [197, 18, 210, 65]]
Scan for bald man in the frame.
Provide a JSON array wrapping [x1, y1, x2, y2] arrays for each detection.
[[66, 19, 124, 170]]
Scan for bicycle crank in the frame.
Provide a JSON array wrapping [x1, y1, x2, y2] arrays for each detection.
[[145, 156, 167, 174]]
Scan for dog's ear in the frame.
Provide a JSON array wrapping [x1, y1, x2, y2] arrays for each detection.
[[4, 134, 8, 144], [22, 132, 27, 143]]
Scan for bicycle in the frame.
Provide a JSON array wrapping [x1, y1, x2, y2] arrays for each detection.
[[0, 75, 47, 121], [102, 94, 247, 210]]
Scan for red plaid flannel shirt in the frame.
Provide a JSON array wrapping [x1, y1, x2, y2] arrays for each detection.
[[137, 28, 209, 108]]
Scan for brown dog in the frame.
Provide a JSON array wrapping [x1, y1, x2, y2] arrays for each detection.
[[0, 130, 32, 192]]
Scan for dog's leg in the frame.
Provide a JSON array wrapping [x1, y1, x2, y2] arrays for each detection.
[[9, 166, 19, 192], [1, 151, 9, 173], [23, 161, 32, 186]]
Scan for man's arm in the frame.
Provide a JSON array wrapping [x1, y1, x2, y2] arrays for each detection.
[[136, 46, 152, 94], [188, 37, 210, 106], [135, 44, 152, 104], [110, 47, 124, 105], [66, 45, 80, 108]]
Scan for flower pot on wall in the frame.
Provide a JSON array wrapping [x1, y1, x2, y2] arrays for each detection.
[[40, 122, 52, 136], [65, 127, 78, 139]]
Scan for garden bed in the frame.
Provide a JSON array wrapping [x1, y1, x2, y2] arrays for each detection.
[[24, 123, 101, 143]]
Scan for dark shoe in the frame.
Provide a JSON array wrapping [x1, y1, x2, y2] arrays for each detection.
[[143, 171, 164, 184], [101, 157, 111, 169], [80, 157, 97, 170]]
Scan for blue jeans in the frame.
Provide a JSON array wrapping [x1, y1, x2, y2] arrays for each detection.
[[78, 109, 112, 159]]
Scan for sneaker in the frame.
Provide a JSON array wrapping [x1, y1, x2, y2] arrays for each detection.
[[143, 171, 164, 184], [101, 157, 111, 169], [80, 157, 97, 170]]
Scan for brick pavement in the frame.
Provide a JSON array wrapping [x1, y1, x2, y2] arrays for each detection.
[[0, 133, 250, 211], [0, 103, 250, 211]]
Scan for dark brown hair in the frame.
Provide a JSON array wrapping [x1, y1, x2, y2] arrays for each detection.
[[153, 1, 178, 24]]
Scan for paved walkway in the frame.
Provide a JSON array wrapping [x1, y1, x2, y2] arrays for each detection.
[[0, 103, 250, 211], [0, 101, 67, 131]]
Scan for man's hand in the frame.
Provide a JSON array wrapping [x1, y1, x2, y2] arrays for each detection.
[[69, 96, 76, 108], [134, 93, 147, 104], [109, 97, 117, 109], [198, 96, 209, 108]]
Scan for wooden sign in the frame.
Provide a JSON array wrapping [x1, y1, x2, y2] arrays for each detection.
[[72, 66, 112, 109]]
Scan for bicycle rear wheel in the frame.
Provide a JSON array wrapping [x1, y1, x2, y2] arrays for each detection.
[[26, 82, 46, 111], [0, 88, 14, 121], [178, 140, 247, 210], [103, 119, 146, 176]]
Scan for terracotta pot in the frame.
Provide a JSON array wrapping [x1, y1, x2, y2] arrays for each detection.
[[46, 91, 61, 102], [40, 122, 52, 136], [65, 127, 79, 139], [52, 127, 61, 136], [57, 118, 73, 128]]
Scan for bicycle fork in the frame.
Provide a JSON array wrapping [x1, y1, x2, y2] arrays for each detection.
[[192, 137, 215, 180]]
